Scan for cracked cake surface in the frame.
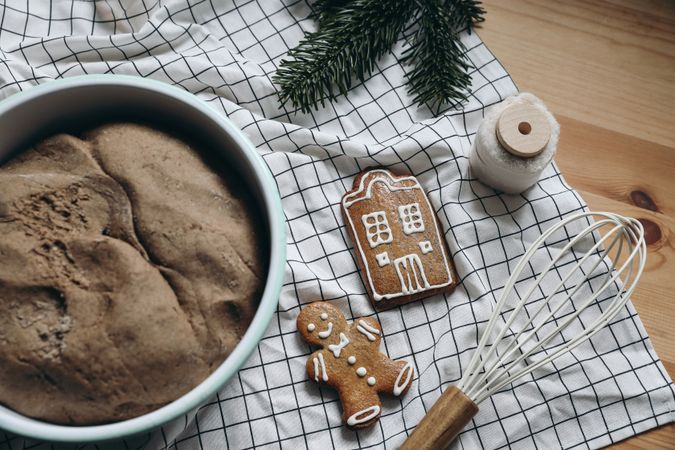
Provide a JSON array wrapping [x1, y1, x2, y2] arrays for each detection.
[[0, 123, 266, 425]]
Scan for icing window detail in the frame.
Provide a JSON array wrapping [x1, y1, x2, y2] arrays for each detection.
[[393, 362, 413, 396], [318, 322, 333, 339], [398, 203, 425, 235], [328, 333, 350, 357], [347, 405, 380, 426], [419, 240, 433, 254], [376, 251, 390, 267], [362, 211, 393, 248]]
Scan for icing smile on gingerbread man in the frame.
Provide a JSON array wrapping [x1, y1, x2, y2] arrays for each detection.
[[297, 302, 414, 429]]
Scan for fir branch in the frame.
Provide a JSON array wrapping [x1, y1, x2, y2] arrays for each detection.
[[446, 0, 485, 31], [312, 0, 345, 10], [274, 0, 485, 114], [274, 0, 415, 113], [402, 0, 483, 111], [311, 0, 350, 21]]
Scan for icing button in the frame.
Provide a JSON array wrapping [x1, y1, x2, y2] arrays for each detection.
[[356, 367, 367, 377], [307, 323, 316, 332], [367, 377, 376, 386], [347, 356, 356, 365]]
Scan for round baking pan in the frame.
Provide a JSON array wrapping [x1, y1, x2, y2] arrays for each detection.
[[0, 75, 286, 442]]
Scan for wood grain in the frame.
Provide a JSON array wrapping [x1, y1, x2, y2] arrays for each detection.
[[478, 0, 675, 448], [400, 386, 479, 450]]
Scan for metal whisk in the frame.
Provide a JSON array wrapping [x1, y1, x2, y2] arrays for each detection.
[[401, 211, 646, 450]]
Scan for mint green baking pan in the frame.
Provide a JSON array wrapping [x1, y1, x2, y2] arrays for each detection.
[[0, 75, 285, 442]]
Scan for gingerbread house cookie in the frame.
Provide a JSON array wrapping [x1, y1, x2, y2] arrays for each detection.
[[342, 169, 457, 308]]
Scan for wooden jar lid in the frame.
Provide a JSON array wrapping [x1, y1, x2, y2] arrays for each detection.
[[496, 103, 551, 158]]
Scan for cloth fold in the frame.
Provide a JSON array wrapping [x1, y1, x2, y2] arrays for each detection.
[[0, 1, 673, 449]]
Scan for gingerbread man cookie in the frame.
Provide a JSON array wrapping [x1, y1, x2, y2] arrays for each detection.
[[297, 301, 414, 429], [342, 168, 457, 309]]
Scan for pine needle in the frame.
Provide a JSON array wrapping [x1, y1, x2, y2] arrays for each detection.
[[403, 0, 485, 112], [273, 0, 485, 115]]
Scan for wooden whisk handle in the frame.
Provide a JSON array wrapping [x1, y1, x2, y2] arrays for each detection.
[[400, 386, 479, 450]]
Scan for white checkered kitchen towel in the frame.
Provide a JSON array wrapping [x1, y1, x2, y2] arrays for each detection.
[[0, 1, 673, 449]]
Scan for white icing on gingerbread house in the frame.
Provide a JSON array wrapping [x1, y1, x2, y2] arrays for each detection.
[[342, 170, 454, 303]]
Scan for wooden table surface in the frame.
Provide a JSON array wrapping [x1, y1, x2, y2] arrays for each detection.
[[478, 0, 675, 448]]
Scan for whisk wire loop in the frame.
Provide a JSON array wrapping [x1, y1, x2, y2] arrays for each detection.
[[458, 212, 646, 404], [465, 224, 627, 399]]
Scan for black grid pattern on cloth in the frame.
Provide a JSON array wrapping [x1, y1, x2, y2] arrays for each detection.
[[0, 1, 673, 449]]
